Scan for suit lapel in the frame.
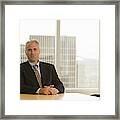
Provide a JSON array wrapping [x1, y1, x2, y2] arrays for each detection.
[[25, 61, 40, 87], [26, 61, 34, 75]]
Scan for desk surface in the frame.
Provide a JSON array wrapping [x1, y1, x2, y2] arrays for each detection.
[[20, 93, 99, 101]]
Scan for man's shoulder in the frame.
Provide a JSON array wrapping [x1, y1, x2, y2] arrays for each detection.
[[40, 61, 54, 67], [20, 61, 29, 67]]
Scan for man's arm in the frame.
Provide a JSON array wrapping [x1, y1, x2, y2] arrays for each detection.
[[38, 64, 64, 95], [50, 64, 65, 93]]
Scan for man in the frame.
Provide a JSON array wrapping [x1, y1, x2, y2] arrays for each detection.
[[20, 40, 64, 95]]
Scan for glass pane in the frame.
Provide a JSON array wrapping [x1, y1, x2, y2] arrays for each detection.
[[60, 20, 99, 93]]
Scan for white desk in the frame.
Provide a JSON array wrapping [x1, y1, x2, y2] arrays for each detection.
[[20, 93, 100, 101]]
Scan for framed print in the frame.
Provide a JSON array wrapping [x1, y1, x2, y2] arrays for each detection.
[[0, 0, 119, 119]]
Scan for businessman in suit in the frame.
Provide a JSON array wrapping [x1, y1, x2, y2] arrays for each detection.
[[20, 40, 64, 95]]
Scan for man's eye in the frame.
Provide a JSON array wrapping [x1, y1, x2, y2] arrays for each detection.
[[28, 49, 31, 51], [34, 48, 37, 50]]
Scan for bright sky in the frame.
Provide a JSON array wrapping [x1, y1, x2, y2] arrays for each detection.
[[19, 19, 99, 59]]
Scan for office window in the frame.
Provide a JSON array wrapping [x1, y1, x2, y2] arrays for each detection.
[[20, 19, 99, 94]]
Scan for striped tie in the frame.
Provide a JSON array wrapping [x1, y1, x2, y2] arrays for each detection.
[[33, 65, 42, 88]]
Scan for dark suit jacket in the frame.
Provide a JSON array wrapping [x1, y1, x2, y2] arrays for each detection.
[[20, 61, 64, 94]]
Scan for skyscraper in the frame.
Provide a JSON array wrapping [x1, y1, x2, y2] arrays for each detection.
[[59, 36, 76, 88]]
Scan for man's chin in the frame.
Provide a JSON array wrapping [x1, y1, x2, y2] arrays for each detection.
[[29, 59, 37, 63]]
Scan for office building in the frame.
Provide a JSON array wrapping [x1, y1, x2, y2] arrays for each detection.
[[76, 59, 99, 93], [20, 44, 27, 63]]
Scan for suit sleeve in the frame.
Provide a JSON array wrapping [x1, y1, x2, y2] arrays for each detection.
[[51, 65, 65, 93]]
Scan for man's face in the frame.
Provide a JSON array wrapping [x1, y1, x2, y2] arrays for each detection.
[[25, 42, 40, 63]]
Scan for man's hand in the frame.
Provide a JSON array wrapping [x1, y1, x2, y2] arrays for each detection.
[[39, 85, 59, 95]]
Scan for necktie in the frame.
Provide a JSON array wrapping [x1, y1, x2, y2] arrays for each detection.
[[33, 65, 42, 88]]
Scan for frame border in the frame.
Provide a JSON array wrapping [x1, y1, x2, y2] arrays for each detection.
[[0, 0, 119, 119]]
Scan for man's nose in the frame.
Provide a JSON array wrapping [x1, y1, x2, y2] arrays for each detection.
[[31, 50, 35, 54]]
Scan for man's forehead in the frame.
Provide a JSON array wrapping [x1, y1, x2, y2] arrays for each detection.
[[26, 42, 39, 47]]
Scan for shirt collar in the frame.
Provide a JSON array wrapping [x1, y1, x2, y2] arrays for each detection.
[[28, 60, 40, 67]]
